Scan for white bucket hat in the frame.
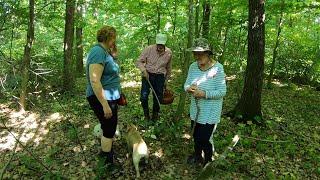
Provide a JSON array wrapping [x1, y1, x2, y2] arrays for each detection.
[[156, 33, 167, 45]]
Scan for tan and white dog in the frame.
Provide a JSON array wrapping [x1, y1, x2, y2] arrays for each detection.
[[125, 124, 149, 178]]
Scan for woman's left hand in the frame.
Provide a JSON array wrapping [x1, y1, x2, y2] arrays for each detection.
[[192, 89, 205, 98]]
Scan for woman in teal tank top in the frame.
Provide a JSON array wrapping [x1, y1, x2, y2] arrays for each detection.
[[86, 26, 121, 168]]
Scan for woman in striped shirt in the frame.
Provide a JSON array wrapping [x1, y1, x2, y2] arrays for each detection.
[[184, 38, 227, 166]]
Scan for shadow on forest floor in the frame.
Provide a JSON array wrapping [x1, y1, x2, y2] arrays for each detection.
[[0, 71, 319, 179]]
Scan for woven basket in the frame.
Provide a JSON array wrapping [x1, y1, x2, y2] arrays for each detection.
[[161, 89, 174, 105]]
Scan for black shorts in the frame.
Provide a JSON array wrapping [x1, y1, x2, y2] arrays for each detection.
[[87, 95, 118, 138]]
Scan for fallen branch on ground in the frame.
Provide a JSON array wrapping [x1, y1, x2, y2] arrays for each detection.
[[197, 135, 240, 180], [242, 135, 289, 143]]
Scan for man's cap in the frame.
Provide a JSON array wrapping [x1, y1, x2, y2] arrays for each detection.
[[156, 33, 167, 45], [187, 37, 213, 55]]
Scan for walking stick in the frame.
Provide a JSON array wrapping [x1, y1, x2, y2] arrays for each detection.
[[146, 78, 161, 108]]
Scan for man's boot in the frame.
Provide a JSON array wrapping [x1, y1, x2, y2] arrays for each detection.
[[151, 112, 159, 121], [143, 109, 150, 120]]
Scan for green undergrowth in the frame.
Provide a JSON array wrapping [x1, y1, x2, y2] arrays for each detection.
[[0, 77, 319, 179]]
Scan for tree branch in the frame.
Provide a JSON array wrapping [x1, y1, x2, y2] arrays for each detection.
[[242, 135, 289, 143], [197, 135, 240, 179]]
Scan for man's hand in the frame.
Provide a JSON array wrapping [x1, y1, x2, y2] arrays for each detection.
[[142, 70, 149, 80], [102, 103, 112, 119], [164, 79, 168, 89]]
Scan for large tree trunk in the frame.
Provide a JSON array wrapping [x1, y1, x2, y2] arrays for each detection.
[[75, 2, 84, 77], [232, 0, 265, 123], [267, 0, 285, 88], [201, 0, 211, 39], [19, 0, 34, 110], [175, 0, 194, 120], [63, 0, 75, 91], [75, 27, 83, 77]]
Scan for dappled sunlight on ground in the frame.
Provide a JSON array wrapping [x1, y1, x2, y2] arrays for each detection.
[[275, 116, 284, 122], [254, 155, 264, 163], [0, 103, 64, 151], [121, 80, 140, 88], [153, 148, 164, 158], [182, 133, 191, 140], [271, 79, 287, 87], [0, 71, 318, 178], [73, 145, 87, 152]]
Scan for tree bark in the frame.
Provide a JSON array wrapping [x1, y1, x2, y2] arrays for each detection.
[[172, 0, 177, 35], [267, 0, 284, 88], [19, 0, 35, 110], [156, 3, 161, 33], [175, 0, 194, 120], [232, 0, 265, 123], [201, 0, 211, 39], [75, 1, 84, 77], [63, 0, 75, 91], [219, 26, 229, 65], [194, 0, 200, 38]]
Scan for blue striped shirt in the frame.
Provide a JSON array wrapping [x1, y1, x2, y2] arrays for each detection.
[[184, 61, 226, 124]]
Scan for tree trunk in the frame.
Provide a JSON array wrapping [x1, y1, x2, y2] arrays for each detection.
[[219, 26, 229, 65], [75, 27, 83, 77], [175, 0, 194, 120], [201, 0, 211, 39], [236, 23, 244, 57], [63, 0, 75, 91], [194, 0, 200, 38], [267, 0, 285, 88], [156, 3, 161, 33], [232, 0, 265, 123], [172, 0, 177, 35], [19, 0, 34, 110], [75, 2, 84, 77]]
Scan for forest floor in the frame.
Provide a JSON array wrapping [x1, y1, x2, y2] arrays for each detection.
[[0, 70, 319, 179]]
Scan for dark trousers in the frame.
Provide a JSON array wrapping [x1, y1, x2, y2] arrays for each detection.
[[140, 72, 165, 114], [87, 95, 118, 138], [191, 120, 215, 163]]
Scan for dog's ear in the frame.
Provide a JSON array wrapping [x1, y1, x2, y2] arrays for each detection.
[[127, 123, 138, 131], [123, 123, 129, 131], [131, 123, 138, 130]]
